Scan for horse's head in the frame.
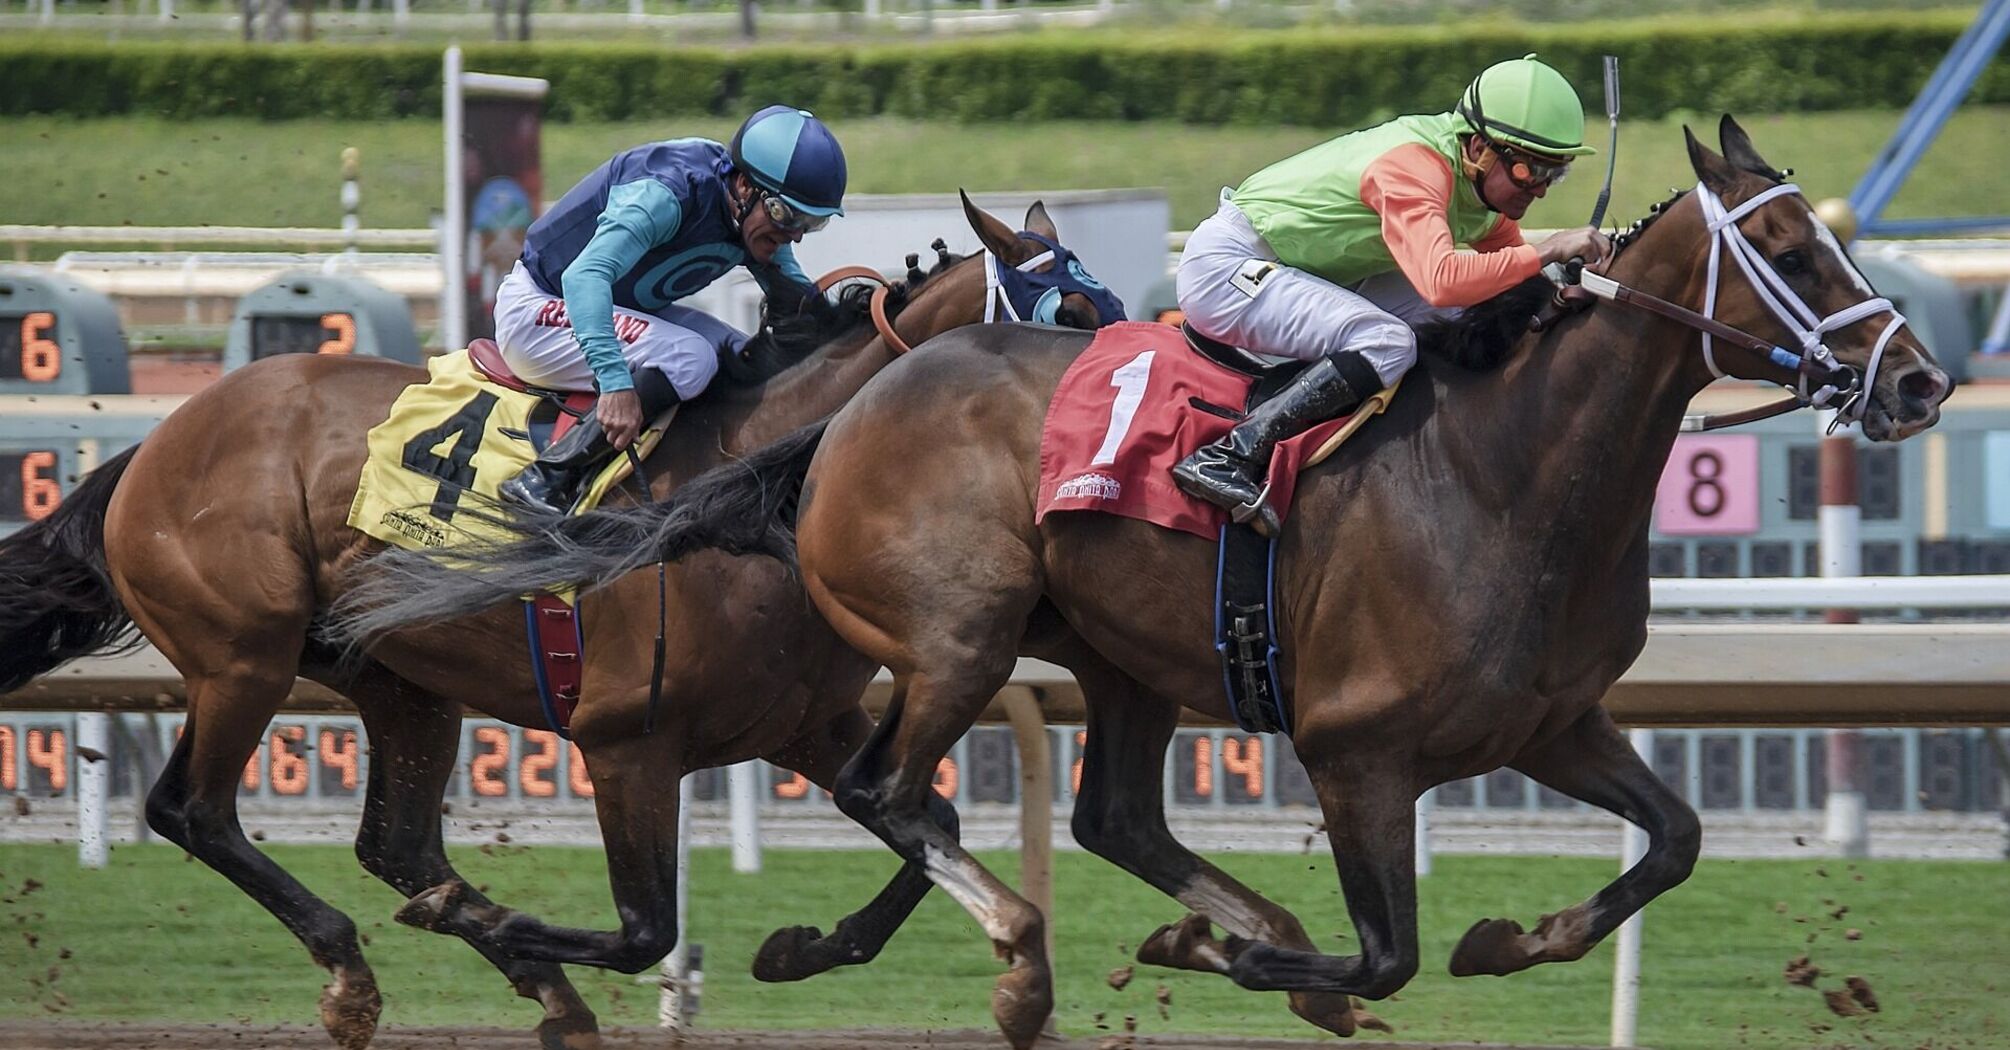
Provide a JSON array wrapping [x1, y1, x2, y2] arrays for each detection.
[[1678, 115, 1950, 441], [957, 190, 1127, 330]]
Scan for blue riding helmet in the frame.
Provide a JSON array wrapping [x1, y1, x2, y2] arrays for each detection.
[[992, 232, 1128, 326], [729, 105, 848, 218]]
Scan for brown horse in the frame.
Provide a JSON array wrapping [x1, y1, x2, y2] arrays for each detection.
[[443, 118, 1951, 1046], [0, 198, 1117, 1050]]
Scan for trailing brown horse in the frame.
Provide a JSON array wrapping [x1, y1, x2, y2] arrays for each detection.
[[440, 119, 1951, 1045], [0, 199, 1116, 1050]]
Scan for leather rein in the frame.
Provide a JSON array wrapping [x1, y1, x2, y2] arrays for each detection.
[[814, 265, 914, 355], [1559, 181, 1908, 432]]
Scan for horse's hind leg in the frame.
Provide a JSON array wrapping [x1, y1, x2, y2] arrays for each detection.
[[145, 670, 382, 1050], [751, 705, 961, 982], [1449, 707, 1700, 977], [345, 672, 599, 1050], [834, 665, 1054, 1050], [1065, 654, 1363, 1036]]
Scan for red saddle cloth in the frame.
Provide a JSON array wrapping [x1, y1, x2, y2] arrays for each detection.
[[1035, 322, 1355, 540]]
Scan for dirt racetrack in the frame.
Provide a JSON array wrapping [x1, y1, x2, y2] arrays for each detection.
[[0, 1024, 1584, 1050]]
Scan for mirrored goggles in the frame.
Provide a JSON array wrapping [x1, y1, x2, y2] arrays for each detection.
[[1487, 141, 1572, 190], [758, 191, 832, 234]]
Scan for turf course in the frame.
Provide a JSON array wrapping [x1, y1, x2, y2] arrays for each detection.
[[1, 842, 2005, 1047], [5, 107, 2008, 247]]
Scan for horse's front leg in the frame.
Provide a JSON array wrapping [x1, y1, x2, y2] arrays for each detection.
[[1450, 705, 1700, 977], [1139, 727, 1422, 1002], [751, 704, 962, 982], [398, 706, 688, 973]]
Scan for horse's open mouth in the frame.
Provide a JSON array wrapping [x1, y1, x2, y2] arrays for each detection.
[[1859, 389, 1937, 443]]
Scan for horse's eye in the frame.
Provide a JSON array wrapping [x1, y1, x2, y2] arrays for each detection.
[[1774, 250, 1808, 276]]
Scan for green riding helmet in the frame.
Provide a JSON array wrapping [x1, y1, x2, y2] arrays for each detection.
[[1456, 53, 1597, 158]]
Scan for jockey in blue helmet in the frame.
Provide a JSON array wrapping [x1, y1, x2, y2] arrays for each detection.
[[495, 105, 848, 515]]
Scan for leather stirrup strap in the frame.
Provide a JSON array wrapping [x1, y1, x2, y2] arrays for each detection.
[[815, 266, 912, 356]]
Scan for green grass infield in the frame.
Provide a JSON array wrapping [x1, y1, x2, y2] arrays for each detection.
[[3, 107, 2007, 245], [1, 842, 2005, 1047]]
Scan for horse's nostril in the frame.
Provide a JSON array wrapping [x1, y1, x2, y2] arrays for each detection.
[[1898, 369, 1947, 408]]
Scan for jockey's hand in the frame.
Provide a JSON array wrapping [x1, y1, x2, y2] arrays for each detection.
[[598, 388, 644, 451], [1535, 226, 1614, 267]]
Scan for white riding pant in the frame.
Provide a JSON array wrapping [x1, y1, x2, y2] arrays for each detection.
[[492, 261, 747, 399], [1176, 192, 1459, 387]]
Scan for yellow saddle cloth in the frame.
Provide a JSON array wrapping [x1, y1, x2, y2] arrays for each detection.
[[347, 349, 664, 554]]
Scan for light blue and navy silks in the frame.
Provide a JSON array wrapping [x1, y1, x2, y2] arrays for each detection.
[[519, 138, 813, 394]]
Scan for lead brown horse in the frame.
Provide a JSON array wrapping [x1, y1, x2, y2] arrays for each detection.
[[0, 199, 1115, 1050], [423, 119, 1951, 1045]]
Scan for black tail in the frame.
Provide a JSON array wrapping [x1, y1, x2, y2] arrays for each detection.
[[329, 418, 829, 647], [0, 445, 142, 692]]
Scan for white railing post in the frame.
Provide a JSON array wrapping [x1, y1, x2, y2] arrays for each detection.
[[441, 46, 467, 354], [340, 147, 361, 260], [1414, 787, 1433, 877], [1609, 727, 1653, 1047], [76, 713, 112, 869], [1820, 411, 1870, 858], [728, 760, 763, 873]]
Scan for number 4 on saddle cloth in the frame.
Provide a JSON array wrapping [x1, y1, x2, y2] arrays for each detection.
[[346, 339, 672, 738], [1035, 321, 1399, 735]]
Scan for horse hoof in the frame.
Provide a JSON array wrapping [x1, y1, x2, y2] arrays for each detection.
[[395, 881, 464, 933], [1137, 913, 1229, 974], [318, 969, 382, 1050], [990, 962, 1055, 1050], [534, 1014, 603, 1050], [752, 925, 830, 983], [1287, 990, 1358, 1037], [1449, 916, 1529, 977]]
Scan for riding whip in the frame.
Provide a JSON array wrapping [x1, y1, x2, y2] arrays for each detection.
[[1587, 55, 1621, 230]]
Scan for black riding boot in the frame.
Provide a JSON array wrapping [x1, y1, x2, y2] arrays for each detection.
[[499, 369, 680, 516], [1171, 350, 1383, 533]]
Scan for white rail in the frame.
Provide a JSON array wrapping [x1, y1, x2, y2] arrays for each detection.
[[1651, 574, 2010, 609], [3, 225, 437, 252]]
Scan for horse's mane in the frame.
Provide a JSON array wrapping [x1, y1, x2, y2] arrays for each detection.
[[1413, 187, 1696, 373], [712, 248, 968, 390]]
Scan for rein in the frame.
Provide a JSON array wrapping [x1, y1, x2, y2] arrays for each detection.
[[1570, 181, 1907, 432], [815, 266, 913, 355]]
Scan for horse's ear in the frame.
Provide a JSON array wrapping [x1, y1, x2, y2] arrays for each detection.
[[960, 189, 1028, 264], [1685, 124, 1737, 196], [1022, 200, 1058, 243], [1718, 114, 1785, 181]]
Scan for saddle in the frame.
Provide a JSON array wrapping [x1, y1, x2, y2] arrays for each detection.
[[468, 338, 598, 451]]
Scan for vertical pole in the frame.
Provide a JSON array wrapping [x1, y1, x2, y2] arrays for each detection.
[[728, 760, 763, 873], [340, 147, 361, 261], [1819, 411, 1868, 857], [441, 47, 467, 353], [158, 0, 172, 24], [392, 0, 407, 29], [1610, 727, 1653, 1047], [660, 771, 695, 1029], [77, 714, 111, 870], [1000, 685, 1056, 1034], [1414, 787, 1434, 877]]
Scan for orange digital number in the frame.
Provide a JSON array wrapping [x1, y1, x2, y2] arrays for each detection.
[[1222, 737, 1264, 798], [567, 742, 594, 798], [269, 726, 309, 795], [27, 729, 68, 794], [0, 726, 16, 791], [22, 451, 60, 521], [520, 730, 559, 798], [471, 727, 510, 797], [1192, 737, 1214, 798], [933, 757, 959, 800], [773, 771, 811, 799], [1070, 729, 1087, 794], [318, 313, 356, 355], [318, 728, 359, 790], [21, 312, 60, 382]]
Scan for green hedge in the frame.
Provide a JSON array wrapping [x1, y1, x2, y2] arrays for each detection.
[[4, 13, 2006, 124]]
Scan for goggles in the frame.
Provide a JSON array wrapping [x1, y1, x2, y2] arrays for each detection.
[[1486, 140, 1572, 190], [757, 190, 832, 235]]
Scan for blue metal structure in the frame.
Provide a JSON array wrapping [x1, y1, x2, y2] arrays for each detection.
[[1849, 0, 2010, 238]]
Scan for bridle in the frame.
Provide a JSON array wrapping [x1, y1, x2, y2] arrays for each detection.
[[1571, 181, 1908, 432], [814, 265, 916, 355]]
